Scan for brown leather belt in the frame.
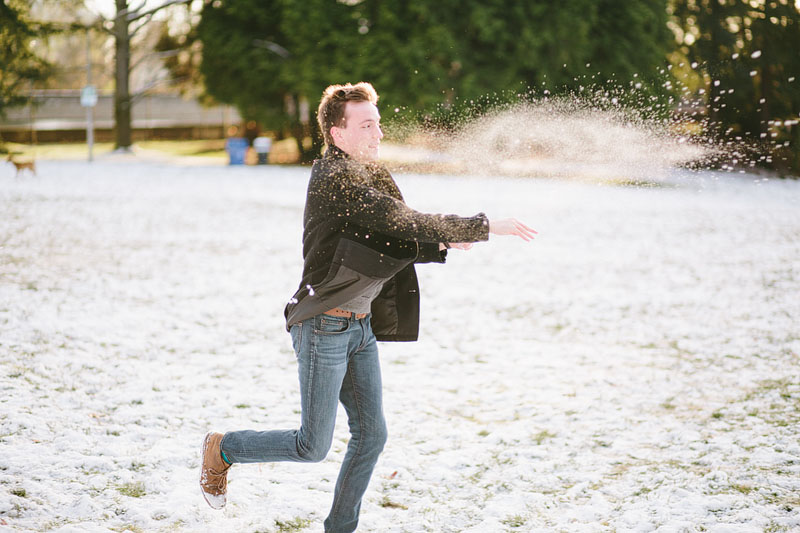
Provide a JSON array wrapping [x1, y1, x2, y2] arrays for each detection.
[[324, 307, 368, 320]]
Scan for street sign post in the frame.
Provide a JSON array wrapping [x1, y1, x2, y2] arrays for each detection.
[[80, 85, 98, 108]]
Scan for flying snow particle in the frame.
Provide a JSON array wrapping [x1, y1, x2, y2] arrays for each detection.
[[750, 71, 757, 77], [751, 50, 762, 59]]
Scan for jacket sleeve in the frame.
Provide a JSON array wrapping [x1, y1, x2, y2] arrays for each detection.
[[313, 175, 490, 244], [415, 242, 447, 264]]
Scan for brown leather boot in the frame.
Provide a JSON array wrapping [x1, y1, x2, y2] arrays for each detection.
[[200, 432, 231, 509]]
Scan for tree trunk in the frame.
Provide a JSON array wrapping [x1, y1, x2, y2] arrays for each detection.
[[114, 0, 132, 150], [757, 6, 771, 139]]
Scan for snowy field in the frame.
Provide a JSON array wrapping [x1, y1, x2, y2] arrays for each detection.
[[1, 158, 799, 533]]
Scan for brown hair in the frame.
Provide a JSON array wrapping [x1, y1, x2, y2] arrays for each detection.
[[317, 82, 379, 147]]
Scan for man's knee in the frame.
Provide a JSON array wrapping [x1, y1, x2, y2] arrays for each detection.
[[363, 420, 388, 456], [377, 421, 388, 451], [297, 434, 332, 463]]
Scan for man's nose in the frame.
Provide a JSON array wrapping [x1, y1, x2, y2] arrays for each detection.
[[376, 125, 384, 139]]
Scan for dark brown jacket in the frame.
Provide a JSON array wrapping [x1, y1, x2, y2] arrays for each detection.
[[284, 146, 489, 341]]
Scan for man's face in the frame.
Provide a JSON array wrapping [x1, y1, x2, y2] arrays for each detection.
[[331, 101, 383, 161]]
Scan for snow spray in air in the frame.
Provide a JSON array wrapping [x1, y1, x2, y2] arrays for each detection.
[[385, 94, 715, 184], [382, 63, 788, 183]]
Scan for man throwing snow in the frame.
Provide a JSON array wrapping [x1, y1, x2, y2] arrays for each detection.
[[200, 82, 536, 532]]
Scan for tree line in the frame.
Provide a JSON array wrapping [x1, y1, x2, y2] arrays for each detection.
[[197, 0, 674, 161], [2, 0, 798, 173]]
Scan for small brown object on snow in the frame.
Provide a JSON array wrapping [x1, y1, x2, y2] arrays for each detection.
[[7, 154, 36, 176]]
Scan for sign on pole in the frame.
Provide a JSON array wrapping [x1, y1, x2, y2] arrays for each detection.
[[81, 85, 98, 108]]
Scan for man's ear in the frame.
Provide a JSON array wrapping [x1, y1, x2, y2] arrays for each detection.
[[330, 126, 342, 143]]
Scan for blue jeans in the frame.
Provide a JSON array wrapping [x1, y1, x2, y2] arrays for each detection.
[[220, 313, 387, 533]]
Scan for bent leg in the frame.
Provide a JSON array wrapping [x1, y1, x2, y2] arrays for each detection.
[[221, 317, 350, 464]]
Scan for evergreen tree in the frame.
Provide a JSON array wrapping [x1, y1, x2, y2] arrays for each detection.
[[671, 0, 800, 172], [0, 1, 51, 119], [199, 0, 675, 157]]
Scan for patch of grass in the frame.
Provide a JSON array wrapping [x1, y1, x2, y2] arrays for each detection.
[[137, 139, 225, 158], [4, 141, 114, 159], [110, 525, 144, 533], [501, 514, 527, 528], [272, 517, 312, 532], [117, 481, 146, 498], [532, 430, 555, 445], [235, 403, 250, 409], [43, 519, 70, 531], [379, 496, 408, 510], [11, 487, 27, 497], [730, 483, 754, 495]]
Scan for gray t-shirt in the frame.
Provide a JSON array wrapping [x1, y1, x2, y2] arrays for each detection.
[[337, 282, 385, 315]]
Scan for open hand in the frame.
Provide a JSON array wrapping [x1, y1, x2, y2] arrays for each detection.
[[489, 218, 538, 241], [448, 242, 474, 250]]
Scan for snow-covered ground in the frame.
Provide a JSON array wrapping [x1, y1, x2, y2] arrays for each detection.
[[1, 158, 798, 532]]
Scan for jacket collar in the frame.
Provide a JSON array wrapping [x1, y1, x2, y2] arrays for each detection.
[[324, 144, 350, 160]]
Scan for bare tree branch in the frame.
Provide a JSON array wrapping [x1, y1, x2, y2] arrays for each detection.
[[252, 39, 291, 59], [127, 0, 191, 22], [116, 1, 147, 21], [129, 12, 155, 37], [130, 48, 180, 71], [131, 76, 183, 101]]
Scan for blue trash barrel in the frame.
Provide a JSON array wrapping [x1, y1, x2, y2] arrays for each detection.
[[225, 137, 249, 165]]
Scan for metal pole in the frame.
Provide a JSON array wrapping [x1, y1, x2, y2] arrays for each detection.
[[86, 28, 94, 162]]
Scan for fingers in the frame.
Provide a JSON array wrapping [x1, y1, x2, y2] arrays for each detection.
[[505, 218, 538, 241], [488, 218, 539, 241]]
